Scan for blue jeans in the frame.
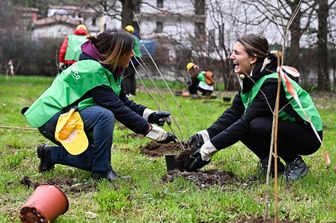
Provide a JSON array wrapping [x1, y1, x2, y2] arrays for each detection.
[[38, 106, 115, 173]]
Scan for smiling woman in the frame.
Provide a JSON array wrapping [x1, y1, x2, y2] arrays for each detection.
[[185, 34, 323, 181], [230, 35, 268, 75]]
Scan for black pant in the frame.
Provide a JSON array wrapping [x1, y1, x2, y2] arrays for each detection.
[[240, 117, 322, 163], [198, 87, 213, 96], [188, 78, 199, 95], [123, 65, 138, 95]]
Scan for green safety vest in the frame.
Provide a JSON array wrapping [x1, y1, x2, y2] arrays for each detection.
[[240, 73, 322, 131], [133, 37, 141, 58], [197, 71, 206, 83], [64, 34, 88, 61], [24, 60, 121, 128]]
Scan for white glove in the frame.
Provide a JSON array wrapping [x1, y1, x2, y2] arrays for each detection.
[[197, 129, 210, 142], [143, 108, 155, 121], [145, 124, 177, 143], [199, 140, 217, 161], [145, 124, 168, 141]]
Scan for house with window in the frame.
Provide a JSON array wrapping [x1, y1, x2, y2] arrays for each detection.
[[31, 5, 120, 39], [133, 0, 206, 70]]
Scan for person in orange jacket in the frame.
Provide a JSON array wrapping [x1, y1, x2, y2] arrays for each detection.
[[58, 24, 88, 71]]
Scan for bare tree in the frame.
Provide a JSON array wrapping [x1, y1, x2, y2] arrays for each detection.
[[315, 0, 336, 90], [74, 0, 141, 30], [241, 1, 317, 69]]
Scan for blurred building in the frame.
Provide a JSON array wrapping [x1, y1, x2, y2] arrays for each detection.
[[30, 4, 121, 40]]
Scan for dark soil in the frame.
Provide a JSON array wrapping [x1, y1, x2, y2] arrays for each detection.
[[162, 169, 239, 188], [140, 141, 186, 157], [20, 176, 96, 194], [174, 146, 198, 171]]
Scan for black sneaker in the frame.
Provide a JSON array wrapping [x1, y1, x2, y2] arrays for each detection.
[[92, 169, 131, 181], [285, 156, 308, 181], [37, 144, 55, 173], [259, 157, 285, 177]]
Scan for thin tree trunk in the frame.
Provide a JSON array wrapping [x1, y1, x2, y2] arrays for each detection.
[[317, 0, 330, 91], [120, 0, 134, 28]]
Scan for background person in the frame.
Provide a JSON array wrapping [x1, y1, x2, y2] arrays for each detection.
[[6, 59, 15, 76], [185, 34, 322, 181], [122, 25, 141, 97], [58, 24, 88, 71], [186, 62, 214, 96], [23, 29, 176, 181]]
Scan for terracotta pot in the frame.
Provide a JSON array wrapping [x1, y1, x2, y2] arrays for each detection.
[[20, 185, 69, 223]]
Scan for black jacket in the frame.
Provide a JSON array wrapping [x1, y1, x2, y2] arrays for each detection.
[[207, 54, 307, 150], [75, 53, 149, 135]]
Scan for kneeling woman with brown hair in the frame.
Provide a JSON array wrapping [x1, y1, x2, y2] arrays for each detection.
[[23, 29, 176, 181]]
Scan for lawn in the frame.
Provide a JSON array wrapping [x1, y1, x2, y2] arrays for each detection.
[[0, 76, 335, 222]]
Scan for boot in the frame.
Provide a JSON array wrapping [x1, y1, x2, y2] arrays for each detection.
[[92, 168, 131, 181], [285, 156, 308, 181], [259, 156, 285, 177], [37, 144, 55, 173]]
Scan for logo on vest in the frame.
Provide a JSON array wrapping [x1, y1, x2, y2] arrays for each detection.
[[72, 64, 80, 80]]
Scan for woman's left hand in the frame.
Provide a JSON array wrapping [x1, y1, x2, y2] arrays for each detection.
[[185, 149, 210, 171]]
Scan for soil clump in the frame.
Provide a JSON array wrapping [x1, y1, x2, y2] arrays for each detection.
[[20, 176, 96, 193], [140, 141, 186, 157]]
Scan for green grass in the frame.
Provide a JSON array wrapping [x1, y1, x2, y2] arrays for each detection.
[[1, 76, 336, 222]]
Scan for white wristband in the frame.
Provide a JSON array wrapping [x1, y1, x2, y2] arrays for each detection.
[[143, 108, 155, 121], [197, 129, 210, 142], [200, 141, 217, 161], [145, 125, 167, 141]]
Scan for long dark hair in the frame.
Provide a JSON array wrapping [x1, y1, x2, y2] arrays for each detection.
[[87, 29, 134, 67], [237, 34, 269, 60]]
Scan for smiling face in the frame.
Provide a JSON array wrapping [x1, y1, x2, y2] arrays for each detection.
[[230, 41, 257, 75]]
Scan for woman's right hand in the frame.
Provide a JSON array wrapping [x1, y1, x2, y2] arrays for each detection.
[[188, 134, 204, 150], [145, 124, 177, 143]]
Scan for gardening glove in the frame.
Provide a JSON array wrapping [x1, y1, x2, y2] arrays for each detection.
[[143, 108, 171, 126], [186, 141, 217, 171], [188, 130, 210, 150], [145, 124, 177, 143]]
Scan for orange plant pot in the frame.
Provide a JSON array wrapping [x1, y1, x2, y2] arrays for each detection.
[[20, 185, 69, 223]]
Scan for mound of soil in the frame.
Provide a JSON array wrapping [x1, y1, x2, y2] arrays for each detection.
[[173, 147, 198, 171], [20, 176, 96, 193], [162, 169, 238, 188], [140, 141, 186, 157]]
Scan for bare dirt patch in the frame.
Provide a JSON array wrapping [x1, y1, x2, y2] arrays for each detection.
[[20, 176, 96, 194], [140, 141, 185, 157], [162, 169, 239, 188]]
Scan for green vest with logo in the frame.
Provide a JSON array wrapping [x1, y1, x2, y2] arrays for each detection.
[[64, 34, 88, 61], [24, 60, 121, 128], [240, 73, 322, 131]]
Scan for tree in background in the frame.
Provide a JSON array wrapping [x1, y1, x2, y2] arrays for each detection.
[[316, 0, 336, 91]]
